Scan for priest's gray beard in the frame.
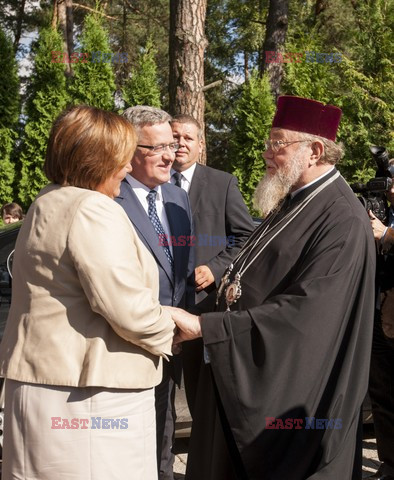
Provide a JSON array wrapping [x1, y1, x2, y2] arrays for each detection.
[[253, 149, 306, 218]]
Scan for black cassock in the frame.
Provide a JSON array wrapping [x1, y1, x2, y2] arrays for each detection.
[[186, 168, 376, 480]]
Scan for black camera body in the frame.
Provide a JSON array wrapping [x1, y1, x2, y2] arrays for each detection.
[[351, 146, 393, 224]]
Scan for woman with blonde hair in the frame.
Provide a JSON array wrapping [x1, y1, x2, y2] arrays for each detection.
[[0, 105, 174, 480]]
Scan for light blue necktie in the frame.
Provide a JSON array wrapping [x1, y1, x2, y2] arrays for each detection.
[[147, 190, 174, 270]]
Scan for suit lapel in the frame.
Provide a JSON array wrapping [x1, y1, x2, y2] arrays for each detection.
[[117, 180, 174, 285], [162, 185, 184, 287], [188, 163, 207, 215]]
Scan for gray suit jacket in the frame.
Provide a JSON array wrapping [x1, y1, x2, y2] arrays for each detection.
[[116, 178, 195, 309]]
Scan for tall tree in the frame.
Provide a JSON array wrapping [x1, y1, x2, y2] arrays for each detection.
[[18, 26, 69, 207], [69, 12, 116, 110], [0, 27, 20, 204], [52, 0, 74, 75], [231, 72, 276, 213], [105, 0, 169, 104], [169, 0, 207, 163], [259, 0, 289, 100], [122, 36, 161, 108]]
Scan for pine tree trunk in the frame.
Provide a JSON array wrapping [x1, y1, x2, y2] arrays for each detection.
[[66, 0, 73, 60], [57, 0, 73, 75], [244, 51, 249, 82], [169, 0, 208, 164], [14, 0, 26, 51], [259, 0, 289, 102]]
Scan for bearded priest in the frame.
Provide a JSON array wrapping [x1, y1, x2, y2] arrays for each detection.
[[166, 96, 376, 480]]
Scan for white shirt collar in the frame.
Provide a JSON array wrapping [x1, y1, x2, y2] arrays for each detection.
[[170, 162, 197, 188], [126, 174, 163, 201], [291, 167, 335, 198]]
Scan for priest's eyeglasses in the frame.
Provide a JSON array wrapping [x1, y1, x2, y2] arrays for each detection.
[[264, 139, 307, 153], [137, 142, 180, 154]]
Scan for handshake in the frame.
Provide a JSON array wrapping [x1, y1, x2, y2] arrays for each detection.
[[163, 306, 203, 353]]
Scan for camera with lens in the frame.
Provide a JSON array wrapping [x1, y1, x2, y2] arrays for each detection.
[[351, 146, 394, 224]]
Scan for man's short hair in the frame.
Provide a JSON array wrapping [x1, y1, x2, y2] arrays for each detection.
[[44, 105, 137, 190], [170, 114, 202, 139], [297, 131, 344, 165], [122, 106, 172, 135]]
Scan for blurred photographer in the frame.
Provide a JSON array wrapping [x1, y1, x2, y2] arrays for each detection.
[[368, 158, 394, 480]]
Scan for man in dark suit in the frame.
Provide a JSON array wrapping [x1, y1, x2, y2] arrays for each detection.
[[170, 114, 254, 415], [116, 106, 194, 480]]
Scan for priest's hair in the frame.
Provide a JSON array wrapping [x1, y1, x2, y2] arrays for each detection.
[[297, 132, 344, 165]]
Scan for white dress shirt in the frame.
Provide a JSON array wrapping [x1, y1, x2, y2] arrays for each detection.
[[170, 163, 197, 193], [125, 174, 173, 255]]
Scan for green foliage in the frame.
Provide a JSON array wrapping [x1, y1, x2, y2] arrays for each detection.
[[282, 1, 394, 184], [282, 31, 337, 103], [18, 27, 69, 208], [206, 0, 265, 78], [230, 72, 276, 213], [104, 0, 169, 105], [70, 13, 116, 110], [0, 128, 17, 204], [0, 27, 19, 204], [331, 54, 393, 182], [122, 37, 161, 108], [0, 27, 20, 127]]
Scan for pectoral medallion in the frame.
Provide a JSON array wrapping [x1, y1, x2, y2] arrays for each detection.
[[216, 264, 233, 305], [225, 272, 242, 310]]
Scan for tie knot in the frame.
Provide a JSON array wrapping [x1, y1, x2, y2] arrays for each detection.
[[147, 190, 157, 204]]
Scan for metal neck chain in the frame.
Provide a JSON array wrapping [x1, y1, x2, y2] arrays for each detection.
[[217, 171, 340, 310]]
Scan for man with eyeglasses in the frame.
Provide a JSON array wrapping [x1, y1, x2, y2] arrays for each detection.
[[167, 96, 376, 480], [169, 114, 255, 417], [115, 106, 195, 480]]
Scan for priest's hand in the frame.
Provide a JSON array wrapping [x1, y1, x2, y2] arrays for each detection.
[[195, 265, 215, 292], [368, 210, 386, 241], [164, 306, 202, 346]]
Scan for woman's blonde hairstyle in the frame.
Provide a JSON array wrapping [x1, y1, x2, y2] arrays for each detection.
[[44, 105, 137, 190]]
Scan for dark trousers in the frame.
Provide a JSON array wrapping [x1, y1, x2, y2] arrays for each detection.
[[369, 322, 394, 476], [155, 363, 177, 480], [181, 338, 203, 418]]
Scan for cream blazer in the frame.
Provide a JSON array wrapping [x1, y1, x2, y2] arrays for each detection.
[[0, 184, 174, 389]]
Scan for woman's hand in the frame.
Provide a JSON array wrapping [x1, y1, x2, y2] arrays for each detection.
[[163, 306, 202, 347]]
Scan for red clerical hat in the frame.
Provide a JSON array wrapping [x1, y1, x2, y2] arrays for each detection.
[[272, 96, 342, 141]]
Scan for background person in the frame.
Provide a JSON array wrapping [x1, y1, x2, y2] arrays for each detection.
[[170, 114, 254, 416], [368, 166, 394, 480], [1, 202, 24, 224], [168, 96, 376, 480], [116, 105, 194, 480], [0, 105, 175, 480]]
